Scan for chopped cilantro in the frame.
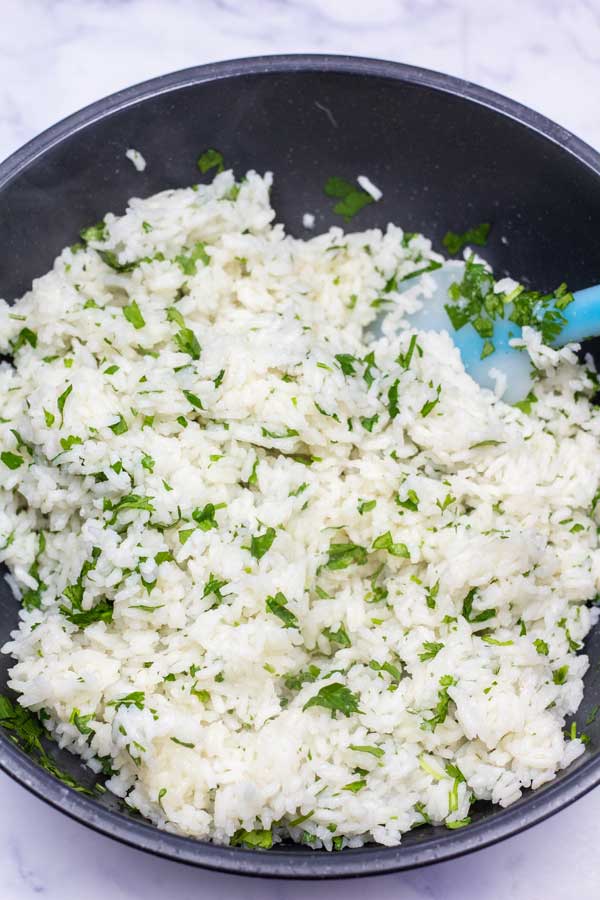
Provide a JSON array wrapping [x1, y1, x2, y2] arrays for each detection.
[[80, 221, 107, 243], [289, 482, 308, 498], [266, 591, 298, 628], [192, 503, 220, 531], [358, 499, 376, 515], [230, 828, 273, 850], [155, 550, 174, 565], [443, 222, 491, 256], [250, 526, 276, 560], [425, 579, 440, 609], [324, 177, 373, 222], [178, 528, 195, 545], [141, 453, 154, 472], [69, 708, 95, 735], [325, 542, 368, 570], [0, 695, 95, 795], [469, 440, 502, 449], [303, 682, 362, 718], [396, 334, 421, 370], [360, 413, 379, 432], [174, 326, 201, 360], [60, 435, 83, 452], [57, 384, 72, 427], [284, 664, 320, 691], [323, 624, 351, 647], [176, 241, 210, 276], [335, 353, 358, 376], [261, 426, 299, 439], [420, 385, 441, 417], [421, 675, 456, 731], [182, 389, 204, 410], [349, 744, 384, 758], [123, 300, 145, 329], [553, 665, 569, 685], [108, 415, 127, 436], [372, 531, 410, 558], [387, 379, 400, 419], [1, 451, 23, 470], [197, 148, 224, 175], [461, 588, 496, 625], [399, 260, 443, 282], [396, 489, 419, 512], [202, 573, 230, 606], [11, 327, 37, 352], [480, 634, 513, 646], [342, 779, 366, 793], [419, 641, 444, 661], [106, 494, 154, 524]]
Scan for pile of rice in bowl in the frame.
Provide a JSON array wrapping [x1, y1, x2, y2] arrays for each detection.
[[1, 168, 599, 850]]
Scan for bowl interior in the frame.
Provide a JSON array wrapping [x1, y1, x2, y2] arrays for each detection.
[[1, 58, 600, 877]]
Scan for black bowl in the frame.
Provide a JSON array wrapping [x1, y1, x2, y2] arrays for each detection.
[[1, 54, 600, 879]]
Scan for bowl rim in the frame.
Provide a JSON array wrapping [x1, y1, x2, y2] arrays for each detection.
[[1, 52, 600, 879]]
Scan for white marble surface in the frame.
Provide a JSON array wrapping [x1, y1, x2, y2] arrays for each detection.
[[1, 1, 600, 897]]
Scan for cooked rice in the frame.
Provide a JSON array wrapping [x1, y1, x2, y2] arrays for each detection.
[[1, 169, 598, 849]]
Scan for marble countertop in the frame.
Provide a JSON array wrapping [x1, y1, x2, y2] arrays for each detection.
[[1, 1, 600, 898]]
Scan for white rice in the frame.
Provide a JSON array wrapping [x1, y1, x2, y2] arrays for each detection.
[[125, 148, 147, 172], [357, 175, 382, 202], [1, 169, 599, 849]]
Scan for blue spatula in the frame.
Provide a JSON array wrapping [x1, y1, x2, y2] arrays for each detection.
[[402, 264, 600, 403]]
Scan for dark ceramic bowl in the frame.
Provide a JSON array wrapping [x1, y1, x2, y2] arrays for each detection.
[[1, 55, 600, 879]]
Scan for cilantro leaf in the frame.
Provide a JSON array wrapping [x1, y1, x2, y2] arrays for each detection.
[[261, 426, 299, 439], [324, 177, 374, 222], [109, 415, 128, 435], [421, 674, 456, 731], [11, 327, 37, 352], [303, 682, 362, 718], [107, 691, 145, 710], [266, 591, 299, 628], [396, 334, 421, 370], [284, 664, 320, 691], [349, 744, 384, 758], [323, 624, 351, 647], [57, 384, 72, 427], [182, 389, 204, 410], [461, 588, 496, 626], [360, 413, 379, 433], [176, 242, 210, 276], [335, 353, 358, 376], [250, 527, 276, 560], [419, 641, 444, 661], [197, 149, 224, 175], [372, 531, 410, 558], [1, 451, 23, 470], [443, 223, 491, 255], [80, 221, 108, 244], [325, 542, 368, 570], [387, 379, 400, 419], [192, 503, 219, 531], [174, 327, 201, 360], [230, 828, 273, 849], [123, 300, 145, 330], [420, 385, 441, 418]]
